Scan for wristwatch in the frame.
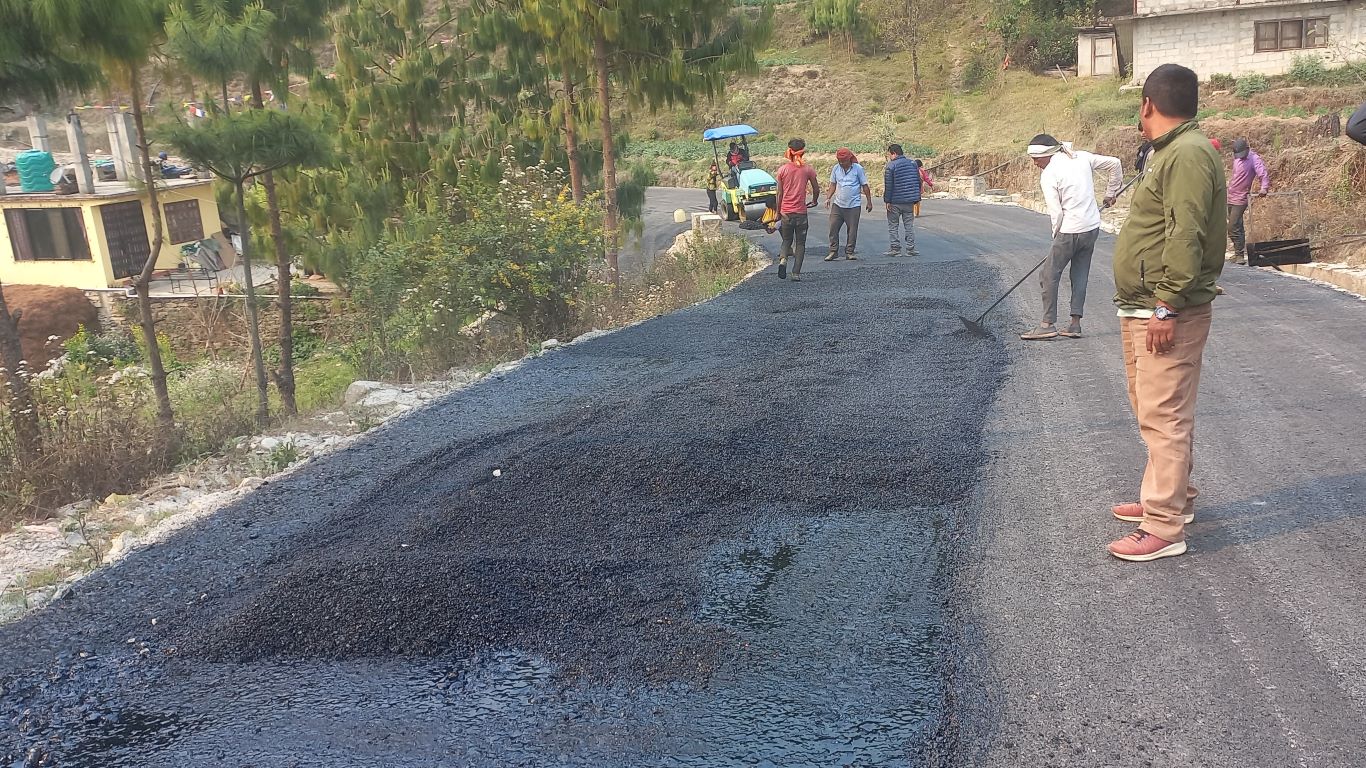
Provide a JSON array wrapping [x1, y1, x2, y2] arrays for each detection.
[[1153, 305, 1179, 321]]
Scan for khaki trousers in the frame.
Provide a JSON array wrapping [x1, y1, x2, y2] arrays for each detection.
[[1119, 301, 1212, 542]]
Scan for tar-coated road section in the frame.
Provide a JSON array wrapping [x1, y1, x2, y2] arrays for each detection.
[[3, 192, 1366, 767]]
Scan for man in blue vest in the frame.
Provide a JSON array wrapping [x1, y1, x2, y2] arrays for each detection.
[[883, 144, 922, 257]]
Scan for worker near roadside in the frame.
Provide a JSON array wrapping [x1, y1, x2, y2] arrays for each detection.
[[1107, 63, 1226, 562], [914, 159, 934, 217], [1227, 138, 1269, 266], [706, 162, 721, 214], [1348, 100, 1366, 145], [825, 148, 872, 261], [773, 138, 820, 281], [883, 144, 922, 257], [1019, 134, 1123, 340]]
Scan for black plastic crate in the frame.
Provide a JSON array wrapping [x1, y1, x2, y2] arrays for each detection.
[[1248, 238, 1312, 267]]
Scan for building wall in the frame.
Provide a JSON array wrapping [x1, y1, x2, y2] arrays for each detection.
[[0, 182, 221, 289], [1131, 1, 1362, 81], [1137, 0, 1296, 16]]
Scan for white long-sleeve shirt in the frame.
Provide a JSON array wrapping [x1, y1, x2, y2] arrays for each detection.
[[1039, 148, 1124, 237]]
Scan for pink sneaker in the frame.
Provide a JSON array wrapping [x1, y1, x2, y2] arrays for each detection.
[[1112, 502, 1194, 524], [1108, 530, 1187, 562]]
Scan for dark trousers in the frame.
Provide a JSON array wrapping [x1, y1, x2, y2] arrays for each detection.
[[706, 188, 718, 213], [779, 213, 809, 275], [1040, 229, 1099, 324], [1228, 203, 1248, 258], [828, 205, 862, 255]]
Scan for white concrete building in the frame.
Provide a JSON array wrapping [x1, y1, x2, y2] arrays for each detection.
[[1081, 0, 1366, 81]]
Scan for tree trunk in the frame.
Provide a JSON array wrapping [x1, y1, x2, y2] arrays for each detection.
[[252, 80, 297, 416], [908, 0, 922, 98], [235, 181, 270, 426], [562, 66, 585, 204], [130, 73, 176, 432], [592, 33, 620, 285], [0, 282, 42, 459]]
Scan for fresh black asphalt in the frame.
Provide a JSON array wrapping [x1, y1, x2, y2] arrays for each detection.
[[3, 192, 1365, 766]]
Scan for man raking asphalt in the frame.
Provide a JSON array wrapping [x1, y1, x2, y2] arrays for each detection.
[[1018, 134, 1123, 340]]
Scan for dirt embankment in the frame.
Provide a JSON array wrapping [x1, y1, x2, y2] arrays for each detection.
[[1, 285, 98, 370]]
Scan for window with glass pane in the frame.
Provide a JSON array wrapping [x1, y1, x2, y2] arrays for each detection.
[[1255, 21, 1280, 52], [1305, 18, 1330, 48], [3, 208, 90, 261], [1280, 19, 1304, 50]]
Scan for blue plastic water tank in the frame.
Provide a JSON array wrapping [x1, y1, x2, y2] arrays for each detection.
[[16, 150, 56, 192]]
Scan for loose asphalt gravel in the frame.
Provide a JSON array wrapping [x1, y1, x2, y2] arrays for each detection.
[[3, 190, 1365, 767]]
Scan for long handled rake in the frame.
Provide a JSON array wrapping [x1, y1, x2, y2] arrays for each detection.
[[957, 172, 1144, 337]]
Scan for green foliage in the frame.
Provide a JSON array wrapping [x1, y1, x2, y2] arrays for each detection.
[[1208, 73, 1236, 90], [806, 0, 873, 50], [758, 53, 812, 67], [165, 0, 274, 100], [1288, 55, 1328, 85], [962, 45, 999, 91], [1235, 73, 1270, 99], [345, 159, 604, 379], [989, 0, 1088, 72], [292, 351, 358, 412], [263, 440, 300, 472], [290, 278, 320, 297], [168, 360, 257, 457], [161, 109, 331, 185], [617, 163, 660, 224], [63, 327, 141, 370], [0, 0, 99, 102], [133, 331, 183, 374], [928, 94, 957, 124]]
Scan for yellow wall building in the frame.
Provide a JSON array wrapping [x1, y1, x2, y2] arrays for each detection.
[[0, 179, 223, 289]]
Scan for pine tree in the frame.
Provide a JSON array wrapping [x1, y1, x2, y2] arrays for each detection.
[[31, 0, 179, 432], [162, 110, 330, 425]]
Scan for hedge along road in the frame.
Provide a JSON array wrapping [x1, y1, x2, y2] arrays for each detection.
[[2, 194, 1365, 767]]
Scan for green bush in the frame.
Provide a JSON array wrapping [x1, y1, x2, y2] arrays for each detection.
[[293, 352, 359, 412], [63, 326, 140, 369], [1208, 73, 1236, 90], [290, 278, 320, 297], [962, 45, 998, 91], [928, 94, 957, 125], [345, 159, 604, 379], [1288, 55, 1328, 85], [1235, 73, 1270, 99]]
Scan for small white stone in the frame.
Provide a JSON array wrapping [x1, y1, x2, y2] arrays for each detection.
[[493, 469, 502, 478]]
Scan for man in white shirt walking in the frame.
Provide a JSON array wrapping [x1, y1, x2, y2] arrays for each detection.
[[1020, 134, 1124, 340]]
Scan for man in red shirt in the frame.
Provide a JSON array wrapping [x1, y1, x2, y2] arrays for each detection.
[[773, 138, 820, 281]]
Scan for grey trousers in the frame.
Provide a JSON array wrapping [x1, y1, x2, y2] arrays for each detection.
[[1041, 228, 1099, 324], [780, 213, 809, 275], [1228, 203, 1248, 258], [887, 202, 917, 254], [828, 205, 862, 255]]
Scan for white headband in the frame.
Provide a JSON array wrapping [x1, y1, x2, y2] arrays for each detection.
[[1027, 141, 1075, 159]]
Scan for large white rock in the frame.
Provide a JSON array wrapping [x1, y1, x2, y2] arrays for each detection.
[[356, 388, 423, 412], [343, 380, 387, 407]]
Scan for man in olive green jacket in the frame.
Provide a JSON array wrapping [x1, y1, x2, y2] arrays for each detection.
[[1107, 63, 1226, 562]]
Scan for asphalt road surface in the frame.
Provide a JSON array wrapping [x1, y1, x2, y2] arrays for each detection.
[[3, 193, 1365, 767]]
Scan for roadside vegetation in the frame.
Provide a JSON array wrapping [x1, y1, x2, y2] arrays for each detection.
[[0, 0, 771, 525]]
